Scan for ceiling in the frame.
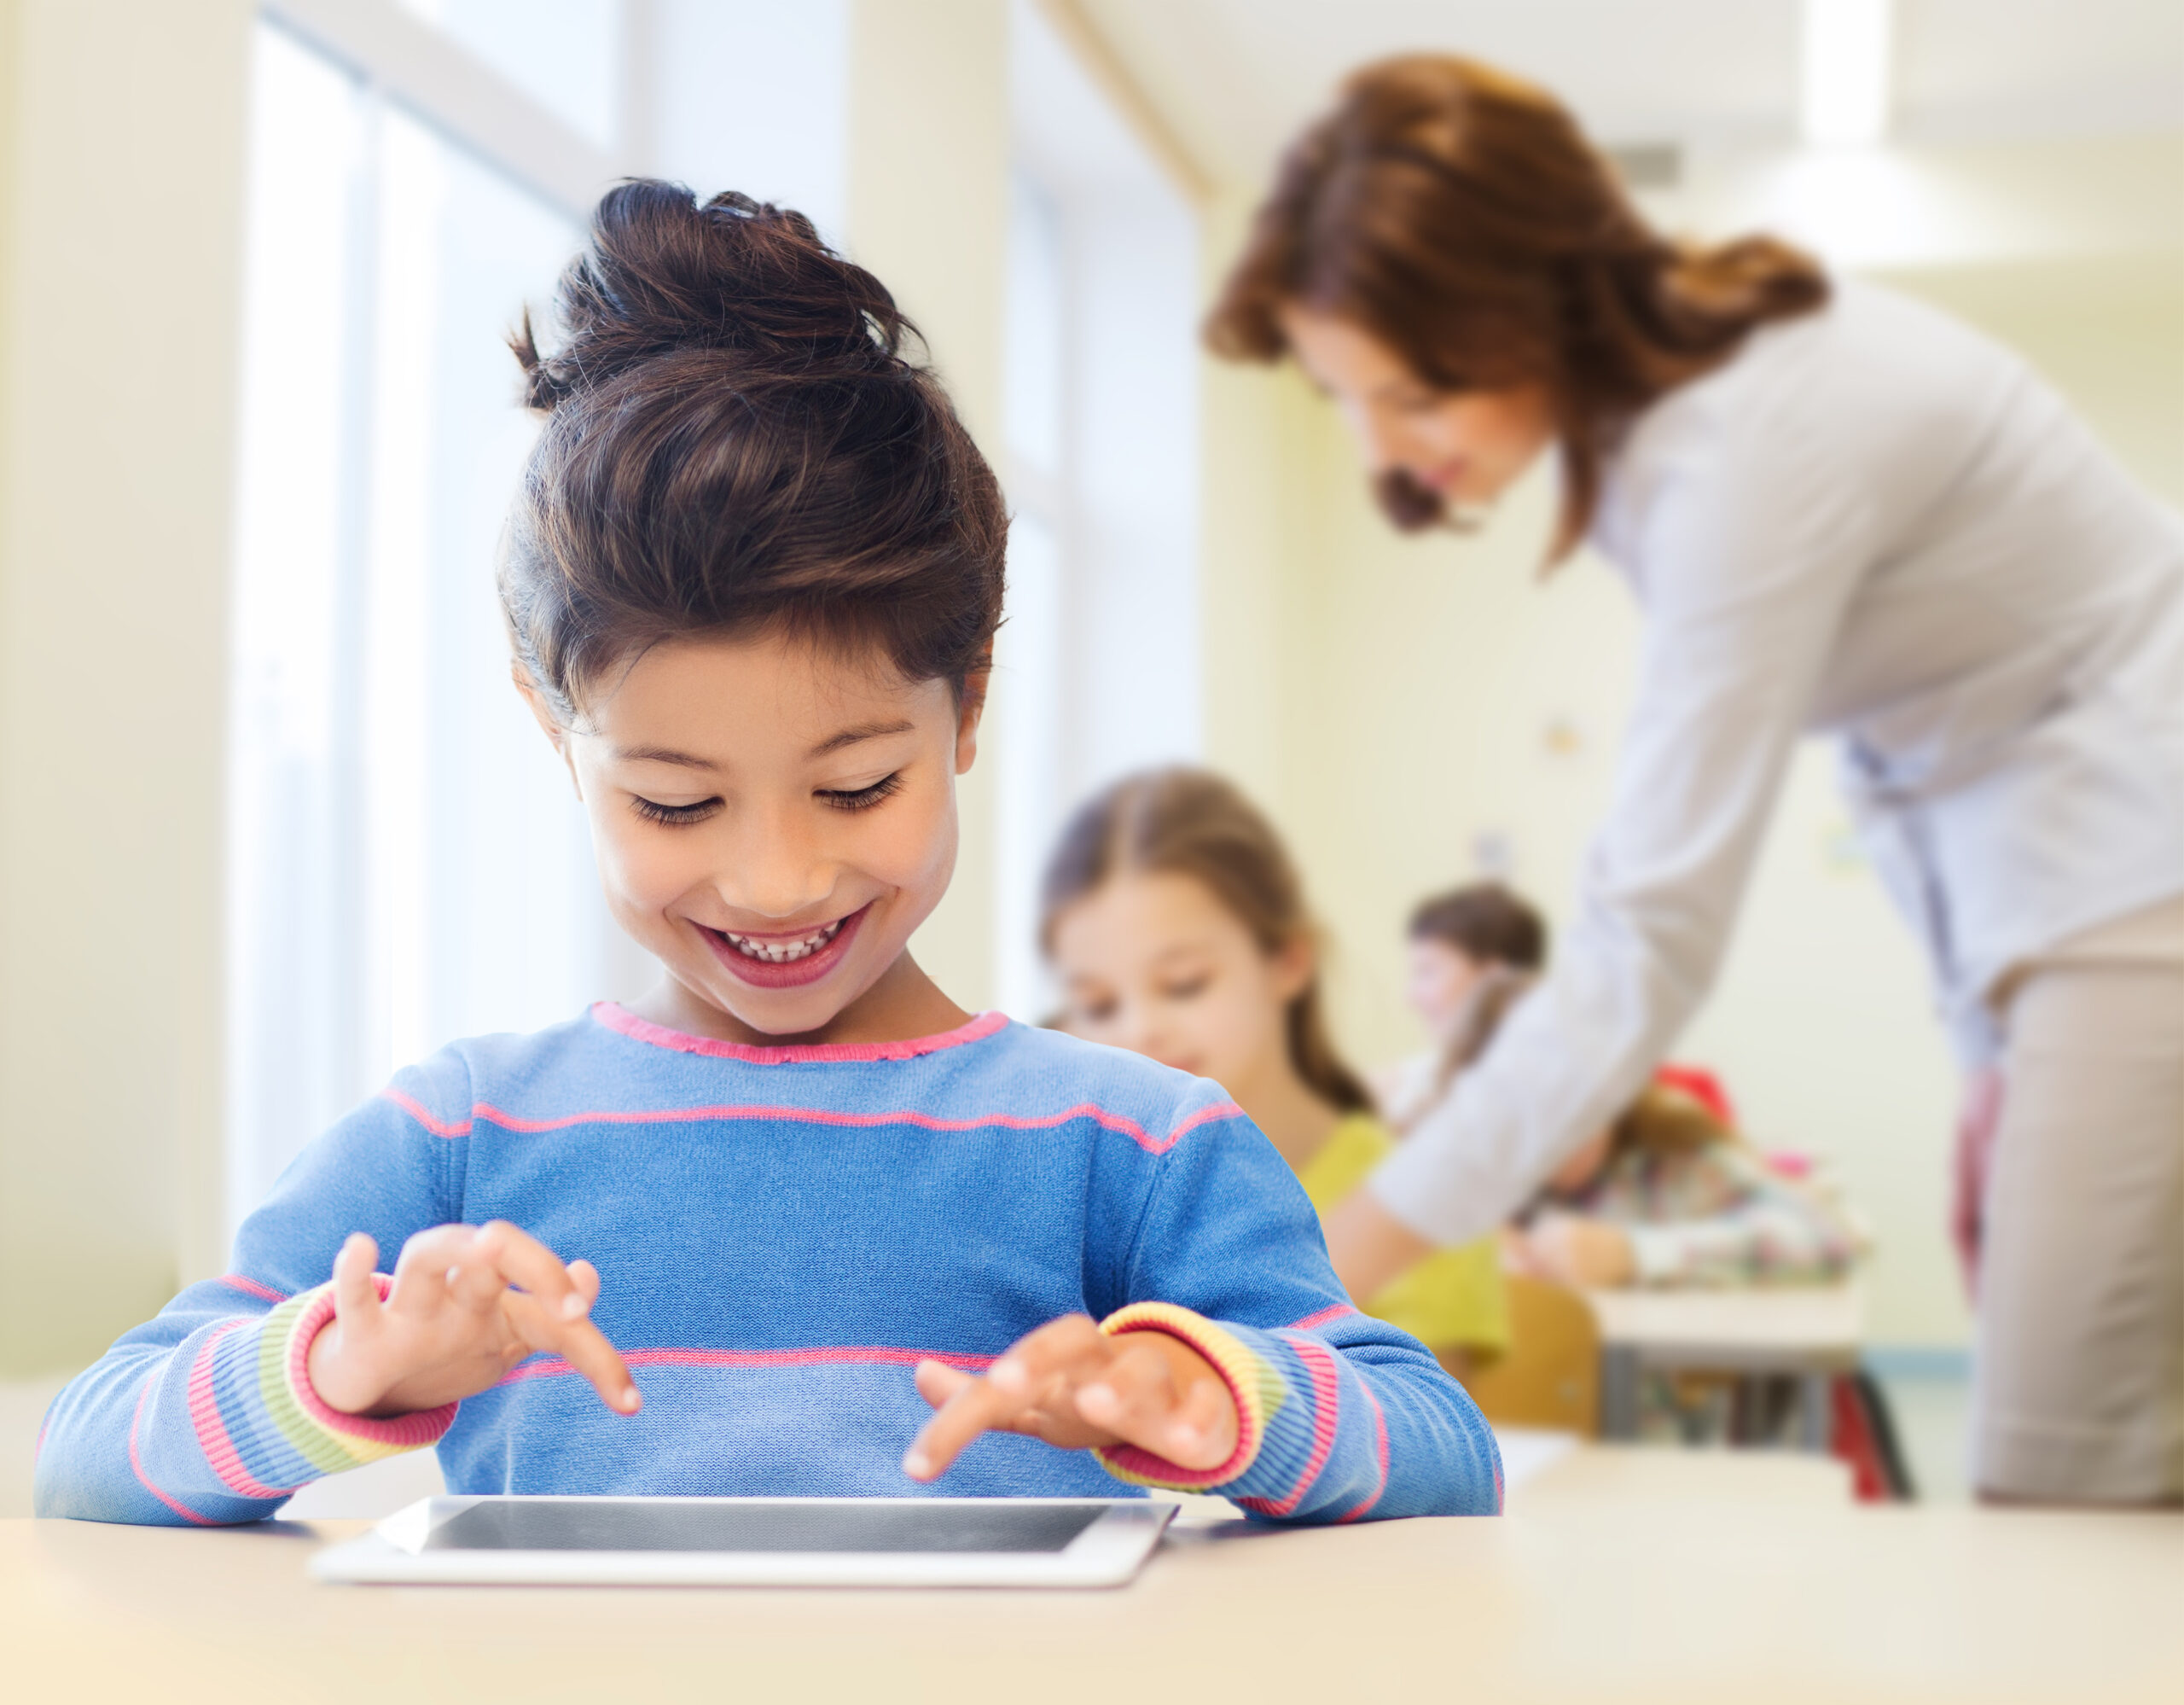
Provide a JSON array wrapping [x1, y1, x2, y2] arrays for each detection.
[[1077, 0, 2184, 189]]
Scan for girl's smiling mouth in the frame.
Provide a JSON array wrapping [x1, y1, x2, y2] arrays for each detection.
[[700, 902, 870, 989]]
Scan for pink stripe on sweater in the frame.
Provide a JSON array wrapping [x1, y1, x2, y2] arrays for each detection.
[[129, 1375, 217, 1526], [218, 1273, 288, 1304], [1286, 1302, 1356, 1333], [497, 1344, 998, 1385], [381, 1087, 471, 1138], [188, 1323, 299, 1501], [592, 1003, 1009, 1063], [382, 1091, 1246, 1156]]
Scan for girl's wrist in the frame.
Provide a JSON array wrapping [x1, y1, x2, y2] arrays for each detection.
[[305, 1320, 379, 1416]]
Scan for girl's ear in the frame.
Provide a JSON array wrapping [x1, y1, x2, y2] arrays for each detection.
[[953, 659, 991, 777], [512, 660, 584, 801], [1270, 931, 1316, 1002]]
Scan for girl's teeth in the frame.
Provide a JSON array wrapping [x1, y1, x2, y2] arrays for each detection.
[[723, 920, 843, 963]]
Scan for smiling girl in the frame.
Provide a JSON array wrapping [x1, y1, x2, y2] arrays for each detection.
[[37, 184, 1499, 1527], [1042, 769, 1507, 1369]]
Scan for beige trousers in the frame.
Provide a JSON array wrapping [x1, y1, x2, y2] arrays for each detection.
[[1973, 896, 2184, 1503]]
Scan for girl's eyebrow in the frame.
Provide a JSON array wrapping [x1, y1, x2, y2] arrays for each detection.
[[611, 718, 915, 771], [810, 718, 916, 757], [614, 745, 716, 771]]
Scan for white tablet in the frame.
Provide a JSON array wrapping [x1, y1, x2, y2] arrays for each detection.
[[308, 1494, 1176, 1589]]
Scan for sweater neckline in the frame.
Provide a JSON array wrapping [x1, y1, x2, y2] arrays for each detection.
[[590, 1002, 1009, 1065]]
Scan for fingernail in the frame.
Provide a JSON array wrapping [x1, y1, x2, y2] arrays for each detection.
[[561, 1292, 588, 1320], [992, 1359, 1023, 1390], [903, 1452, 930, 1478]]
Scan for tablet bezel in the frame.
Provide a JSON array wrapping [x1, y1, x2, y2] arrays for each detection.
[[307, 1494, 1176, 1589]]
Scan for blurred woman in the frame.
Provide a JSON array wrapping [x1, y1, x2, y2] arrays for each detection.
[[1207, 55, 2184, 1504]]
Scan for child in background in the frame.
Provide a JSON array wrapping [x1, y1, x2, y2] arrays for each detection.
[[1042, 768, 1508, 1367], [1374, 882, 1547, 1132], [37, 185, 1500, 1526], [1484, 998, 1858, 1290]]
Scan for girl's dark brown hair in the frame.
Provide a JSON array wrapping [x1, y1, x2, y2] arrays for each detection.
[[502, 182, 1006, 723], [1409, 881, 1548, 970], [1039, 767, 1372, 1114], [1205, 55, 1829, 557]]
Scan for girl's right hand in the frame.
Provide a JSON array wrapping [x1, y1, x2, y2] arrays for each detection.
[[305, 1223, 641, 1420]]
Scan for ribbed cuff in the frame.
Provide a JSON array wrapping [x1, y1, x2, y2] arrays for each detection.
[[257, 1277, 460, 1476], [1090, 1302, 1280, 1492]]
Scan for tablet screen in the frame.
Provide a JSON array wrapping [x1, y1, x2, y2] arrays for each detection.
[[425, 1499, 1108, 1555]]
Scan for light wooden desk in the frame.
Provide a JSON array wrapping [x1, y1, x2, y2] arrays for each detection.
[[6, 1448, 2177, 1705], [1584, 1284, 1867, 1446]]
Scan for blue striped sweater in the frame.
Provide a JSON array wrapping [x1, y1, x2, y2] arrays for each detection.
[[36, 1006, 1502, 1524]]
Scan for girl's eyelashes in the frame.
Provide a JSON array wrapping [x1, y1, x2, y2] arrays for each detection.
[[630, 794, 723, 826], [816, 771, 904, 812], [626, 772, 903, 823], [1159, 972, 1212, 1001]]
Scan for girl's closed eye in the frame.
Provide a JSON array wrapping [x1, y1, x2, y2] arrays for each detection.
[[1159, 971, 1212, 1002], [1072, 992, 1119, 1025], [816, 771, 904, 812], [630, 794, 722, 826]]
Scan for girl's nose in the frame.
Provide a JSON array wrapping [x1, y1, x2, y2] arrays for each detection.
[[716, 818, 834, 922], [1118, 1007, 1175, 1066]]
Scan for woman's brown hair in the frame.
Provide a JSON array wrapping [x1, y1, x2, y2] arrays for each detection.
[[1039, 767, 1372, 1114], [1205, 55, 1829, 557], [502, 182, 1006, 724]]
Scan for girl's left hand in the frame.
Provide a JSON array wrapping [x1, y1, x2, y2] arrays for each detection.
[[903, 1314, 1238, 1482]]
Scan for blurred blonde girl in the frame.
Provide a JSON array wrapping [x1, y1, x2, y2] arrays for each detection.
[[1043, 767, 1507, 1365]]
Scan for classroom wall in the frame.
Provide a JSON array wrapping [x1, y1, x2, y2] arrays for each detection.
[[0, 0, 254, 1374], [1196, 191, 2184, 1349], [845, 0, 1010, 1015]]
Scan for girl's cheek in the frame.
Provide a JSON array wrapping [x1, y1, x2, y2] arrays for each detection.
[[865, 778, 957, 893], [590, 814, 700, 913]]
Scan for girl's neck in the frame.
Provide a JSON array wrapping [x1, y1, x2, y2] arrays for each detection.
[[1230, 1055, 1346, 1172], [634, 950, 973, 1050]]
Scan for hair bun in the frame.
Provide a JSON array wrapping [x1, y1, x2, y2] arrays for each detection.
[[514, 180, 911, 409]]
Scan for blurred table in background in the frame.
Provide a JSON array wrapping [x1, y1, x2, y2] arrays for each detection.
[[8, 1444, 2179, 1704], [1584, 1283, 1867, 1448]]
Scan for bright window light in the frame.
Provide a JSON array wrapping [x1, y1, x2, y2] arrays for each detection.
[[1801, 0, 1893, 148]]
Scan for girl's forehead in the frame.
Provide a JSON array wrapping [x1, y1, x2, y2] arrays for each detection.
[[586, 632, 951, 745], [1064, 870, 1254, 951]]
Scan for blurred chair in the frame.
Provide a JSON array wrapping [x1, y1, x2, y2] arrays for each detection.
[[1448, 1276, 1600, 1436]]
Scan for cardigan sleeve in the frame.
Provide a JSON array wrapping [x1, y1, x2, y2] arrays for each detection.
[[1373, 372, 1880, 1248]]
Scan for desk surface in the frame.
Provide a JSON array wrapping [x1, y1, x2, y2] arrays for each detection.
[[1584, 1283, 1867, 1370], [6, 1449, 2177, 1705]]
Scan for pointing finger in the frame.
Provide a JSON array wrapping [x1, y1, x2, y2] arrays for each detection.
[[914, 1359, 975, 1411], [501, 1289, 640, 1417]]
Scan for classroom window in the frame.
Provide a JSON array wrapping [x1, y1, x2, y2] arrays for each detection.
[[225, 15, 637, 1235], [993, 0, 1204, 1021]]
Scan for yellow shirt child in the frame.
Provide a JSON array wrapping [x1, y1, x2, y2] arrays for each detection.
[[1296, 1112, 1507, 1355]]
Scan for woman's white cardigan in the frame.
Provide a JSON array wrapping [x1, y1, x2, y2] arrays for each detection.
[[1377, 281, 2184, 1246]]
